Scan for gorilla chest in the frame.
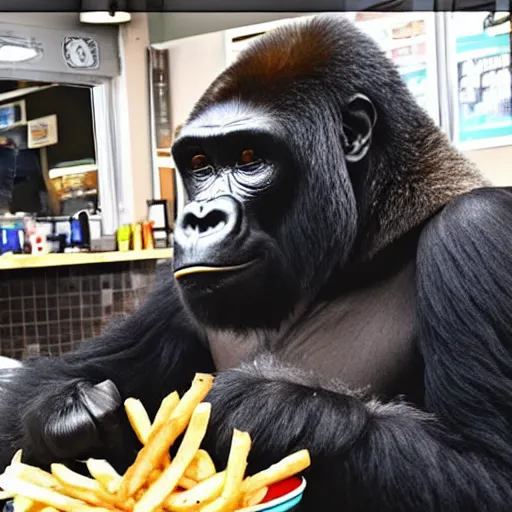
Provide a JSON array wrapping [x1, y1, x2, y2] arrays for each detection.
[[207, 263, 423, 400]]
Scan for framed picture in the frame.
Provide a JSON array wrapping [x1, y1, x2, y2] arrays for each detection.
[[28, 114, 58, 149], [447, 12, 512, 151], [62, 36, 100, 70]]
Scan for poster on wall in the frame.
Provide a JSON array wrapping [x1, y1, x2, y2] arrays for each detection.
[[28, 114, 58, 149], [450, 12, 512, 150], [354, 13, 441, 127]]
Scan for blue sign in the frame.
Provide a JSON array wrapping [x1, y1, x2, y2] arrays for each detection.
[[455, 32, 512, 145]]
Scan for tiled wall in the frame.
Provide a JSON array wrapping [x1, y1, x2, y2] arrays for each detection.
[[0, 260, 161, 360]]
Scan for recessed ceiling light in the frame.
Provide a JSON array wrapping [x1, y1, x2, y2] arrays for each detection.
[[80, 0, 131, 24]]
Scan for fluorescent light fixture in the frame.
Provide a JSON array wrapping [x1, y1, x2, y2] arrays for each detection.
[[483, 11, 511, 36], [486, 20, 511, 36], [0, 45, 38, 62], [79, 11, 131, 24]]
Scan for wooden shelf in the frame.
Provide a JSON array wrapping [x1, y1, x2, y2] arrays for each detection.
[[0, 249, 173, 270]]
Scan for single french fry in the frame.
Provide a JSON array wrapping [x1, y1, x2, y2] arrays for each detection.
[[222, 430, 251, 498], [119, 374, 213, 499], [133, 402, 212, 512], [165, 471, 225, 512], [241, 486, 268, 508], [201, 430, 252, 512], [152, 392, 180, 468], [151, 391, 181, 433], [85, 459, 121, 493], [184, 450, 216, 482], [241, 450, 311, 496], [0, 474, 105, 512], [125, 398, 152, 445]]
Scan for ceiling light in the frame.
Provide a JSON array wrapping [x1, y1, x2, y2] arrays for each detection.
[[79, 11, 131, 24], [80, 0, 131, 25], [0, 45, 38, 62], [0, 37, 44, 63]]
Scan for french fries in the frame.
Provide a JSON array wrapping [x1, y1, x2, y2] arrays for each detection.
[[119, 374, 215, 500], [0, 373, 311, 512]]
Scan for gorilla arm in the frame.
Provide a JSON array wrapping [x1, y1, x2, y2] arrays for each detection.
[[203, 187, 512, 512], [0, 266, 214, 472]]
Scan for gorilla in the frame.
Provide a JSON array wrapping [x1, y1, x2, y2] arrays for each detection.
[[2, 13, 512, 511]]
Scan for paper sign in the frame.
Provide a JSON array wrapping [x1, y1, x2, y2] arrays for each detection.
[[28, 114, 58, 149]]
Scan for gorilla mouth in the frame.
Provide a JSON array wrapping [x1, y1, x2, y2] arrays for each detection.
[[173, 260, 257, 279]]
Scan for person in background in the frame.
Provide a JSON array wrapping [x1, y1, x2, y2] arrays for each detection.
[[0, 138, 17, 214]]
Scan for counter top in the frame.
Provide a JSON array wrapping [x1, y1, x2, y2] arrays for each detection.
[[0, 248, 173, 270]]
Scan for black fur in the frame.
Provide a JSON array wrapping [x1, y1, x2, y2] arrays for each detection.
[[1, 14, 511, 512]]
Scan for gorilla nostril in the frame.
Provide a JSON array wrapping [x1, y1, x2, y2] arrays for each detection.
[[183, 210, 228, 236]]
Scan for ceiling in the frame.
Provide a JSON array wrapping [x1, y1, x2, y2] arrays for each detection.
[[0, 0, 505, 11]]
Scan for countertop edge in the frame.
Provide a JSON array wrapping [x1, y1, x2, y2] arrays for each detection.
[[0, 248, 173, 270]]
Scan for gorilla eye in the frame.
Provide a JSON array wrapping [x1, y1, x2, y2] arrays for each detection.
[[191, 154, 208, 170], [241, 149, 256, 165]]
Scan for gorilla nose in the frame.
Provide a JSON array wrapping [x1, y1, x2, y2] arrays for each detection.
[[178, 196, 242, 240], [174, 195, 247, 273]]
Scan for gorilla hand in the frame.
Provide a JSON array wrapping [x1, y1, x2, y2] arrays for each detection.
[[202, 361, 370, 507], [21, 378, 139, 471]]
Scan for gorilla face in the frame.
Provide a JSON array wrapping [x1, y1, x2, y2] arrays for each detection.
[[172, 103, 302, 330], [171, 20, 379, 331]]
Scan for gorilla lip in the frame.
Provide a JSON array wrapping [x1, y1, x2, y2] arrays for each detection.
[[174, 260, 257, 279]]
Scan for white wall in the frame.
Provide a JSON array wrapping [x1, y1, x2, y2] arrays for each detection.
[[464, 145, 512, 186], [118, 13, 154, 222], [149, 12, 313, 44], [168, 31, 227, 130]]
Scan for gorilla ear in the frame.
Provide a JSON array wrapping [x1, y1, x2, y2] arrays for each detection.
[[342, 94, 377, 163]]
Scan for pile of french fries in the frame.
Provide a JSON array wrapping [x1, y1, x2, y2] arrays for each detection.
[[0, 373, 310, 512]]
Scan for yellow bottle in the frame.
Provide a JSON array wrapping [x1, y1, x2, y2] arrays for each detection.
[[132, 223, 143, 251]]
